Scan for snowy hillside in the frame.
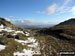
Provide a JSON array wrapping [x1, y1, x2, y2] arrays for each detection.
[[0, 24, 30, 36], [0, 18, 41, 56]]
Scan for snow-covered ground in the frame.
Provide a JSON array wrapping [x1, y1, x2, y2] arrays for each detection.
[[0, 24, 4, 29], [0, 24, 30, 36], [15, 37, 36, 45], [0, 24, 14, 32], [0, 45, 6, 51], [0, 24, 41, 56], [25, 32, 30, 36], [14, 37, 41, 56], [15, 37, 36, 44], [13, 31, 25, 36], [14, 49, 41, 56], [13, 31, 30, 36]]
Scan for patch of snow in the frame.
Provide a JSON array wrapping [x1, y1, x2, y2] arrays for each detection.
[[25, 32, 28, 33], [15, 39, 29, 44], [15, 31, 24, 34], [0, 25, 29, 36], [28, 37, 36, 43], [0, 26, 15, 32], [14, 52, 25, 56], [0, 24, 4, 29], [14, 37, 41, 56], [6, 27, 12, 30], [27, 42, 38, 48], [25, 32, 30, 36], [4, 28, 15, 32], [15, 37, 36, 45], [0, 44, 6, 51], [13, 31, 25, 36], [14, 49, 41, 56]]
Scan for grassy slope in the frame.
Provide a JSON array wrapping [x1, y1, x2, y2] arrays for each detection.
[[35, 25, 75, 56], [34, 35, 75, 56], [0, 18, 32, 56]]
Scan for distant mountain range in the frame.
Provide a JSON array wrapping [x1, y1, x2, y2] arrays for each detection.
[[14, 23, 55, 29], [14, 18, 75, 29]]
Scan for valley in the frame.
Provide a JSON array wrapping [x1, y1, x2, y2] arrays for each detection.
[[0, 18, 75, 56]]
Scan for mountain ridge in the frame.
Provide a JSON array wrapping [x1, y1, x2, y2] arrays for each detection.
[[36, 18, 75, 40], [56, 18, 75, 26]]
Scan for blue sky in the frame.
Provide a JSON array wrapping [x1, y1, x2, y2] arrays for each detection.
[[0, 0, 75, 25]]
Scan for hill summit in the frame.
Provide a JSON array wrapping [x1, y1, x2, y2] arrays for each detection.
[[56, 18, 75, 26]]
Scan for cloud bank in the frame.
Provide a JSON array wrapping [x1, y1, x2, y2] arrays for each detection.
[[45, 3, 57, 15], [5, 16, 54, 26], [37, 0, 74, 15]]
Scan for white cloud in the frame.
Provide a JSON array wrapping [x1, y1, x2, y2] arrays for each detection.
[[13, 19, 54, 26], [45, 3, 57, 15], [72, 6, 75, 15], [36, 3, 57, 15], [56, 0, 71, 14], [37, 0, 72, 15], [16, 19, 37, 23], [59, 0, 71, 10], [4, 17, 56, 26], [5, 16, 53, 25]]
